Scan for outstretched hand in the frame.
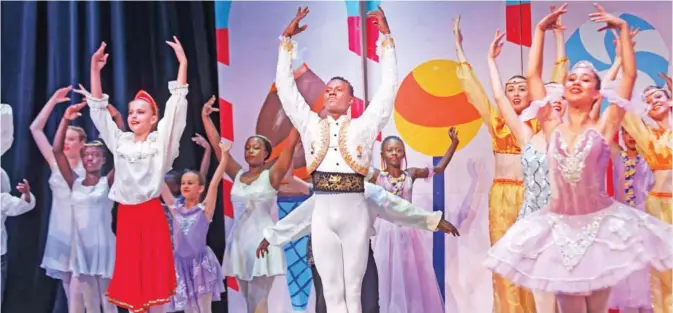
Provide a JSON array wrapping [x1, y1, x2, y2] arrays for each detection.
[[283, 7, 309, 38], [192, 133, 210, 149], [488, 29, 506, 59], [611, 27, 639, 58], [537, 3, 567, 31], [16, 179, 30, 195], [549, 4, 566, 33], [437, 220, 460, 237], [91, 42, 109, 72], [448, 127, 459, 144], [48, 86, 72, 105], [64, 102, 87, 121], [201, 96, 219, 117], [166, 36, 187, 64], [256, 239, 270, 258], [367, 5, 390, 35], [452, 16, 463, 44], [589, 3, 626, 32]]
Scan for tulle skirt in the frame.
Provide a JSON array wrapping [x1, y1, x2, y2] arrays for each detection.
[[371, 219, 444, 313], [166, 247, 225, 312], [485, 201, 673, 294]]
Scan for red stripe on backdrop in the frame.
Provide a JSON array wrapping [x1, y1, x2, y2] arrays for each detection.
[[505, 3, 532, 47], [347, 16, 362, 56], [222, 179, 233, 218], [365, 16, 380, 62], [607, 132, 619, 197], [226, 276, 239, 292], [218, 98, 234, 142], [351, 97, 381, 141], [216, 28, 230, 66]]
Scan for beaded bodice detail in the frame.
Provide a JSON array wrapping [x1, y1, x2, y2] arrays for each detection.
[[517, 144, 550, 220]]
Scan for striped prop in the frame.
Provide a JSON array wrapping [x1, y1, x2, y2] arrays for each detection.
[[505, 0, 532, 47]]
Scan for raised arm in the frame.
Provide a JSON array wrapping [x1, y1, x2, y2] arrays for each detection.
[[29, 86, 73, 165], [192, 133, 212, 179], [409, 127, 460, 180], [53, 104, 86, 189], [201, 97, 242, 180], [527, 5, 567, 140], [270, 128, 300, 190], [1, 180, 36, 216], [277, 7, 319, 134], [487, 30, 534, 145], [83, 43, 122, 149], [550, 5, 569, 84], [0, 104, 13, 156], [157, 37, 190, 172], [453, 17, 495, 130], [659, 73, 672, 95], [593, 6, 637, 139], [204, 142, 230, 221], [358, 7, 398, 136], [160, 183, 176, 214]]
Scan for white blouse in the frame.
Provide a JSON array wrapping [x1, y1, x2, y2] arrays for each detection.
[[86, 81, 189, 204], [0, 103, 13, 156]]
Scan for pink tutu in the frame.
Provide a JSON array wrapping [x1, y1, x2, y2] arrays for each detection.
[[484, 201, 673, 294], [372, 219, 445, 313]]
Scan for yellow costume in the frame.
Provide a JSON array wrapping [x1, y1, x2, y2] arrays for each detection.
[[456, 59, 567, 313], [623, 113, 673, 313]]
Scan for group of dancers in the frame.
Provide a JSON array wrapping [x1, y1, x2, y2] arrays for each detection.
[[1, 3, 672, 313]]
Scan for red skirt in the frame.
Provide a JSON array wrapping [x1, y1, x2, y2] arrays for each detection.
[[106, 198, 176, 313]]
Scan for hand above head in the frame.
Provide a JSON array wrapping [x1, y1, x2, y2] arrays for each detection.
[[166, 36, 187, 64], [488, 29, 506, 59], [91, 42, 109, 73], [63, 102, 87, 121], [282, 7, 309, 38], [437, 219, 460, 237], [72, 83, 93, 98], [589, 3, 626, 32], [48, 85, 73, 105], [611, 27, 639, 57], [448, 127, 459, 144], [16, 179, 30, 195], [549, 4, 566, 34], [192, 133, 210, 149], [219, 140, 232, 159], [256, 238, 270, 258], [201, 96, 219, 117], [537, 3, 567, 31], [367, 5, 390, 35], [452, 15, 462, 44]]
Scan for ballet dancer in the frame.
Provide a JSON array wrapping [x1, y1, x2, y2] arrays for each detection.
[[0, 178, 35, 304], [275, 7, 400, 313], [160, 142, 228, 313], [484, 4, 673, 313], [257, 170, 458, 313], [53, 102, 117, 313], [622, 71, 672, 313], [453, 10, 568, 312], [76, 37, 189, 313]]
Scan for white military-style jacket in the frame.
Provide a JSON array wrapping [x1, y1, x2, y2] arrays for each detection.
[[275, 35, 398, 177]]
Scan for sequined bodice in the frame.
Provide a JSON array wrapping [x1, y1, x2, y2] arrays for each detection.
[[376, 171, 413, 201], [173, 204, 210, 257], [611, 153, 653, 211], [518, 144, 550, 220], [548, 128, 613, 215]]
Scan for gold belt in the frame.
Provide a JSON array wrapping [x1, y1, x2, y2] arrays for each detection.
[[312, 171, 365, 194]]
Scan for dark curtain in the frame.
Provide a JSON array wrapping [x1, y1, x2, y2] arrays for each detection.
[[1, 2, 226, 313]]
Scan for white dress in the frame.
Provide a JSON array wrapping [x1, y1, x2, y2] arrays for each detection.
[[41, 162, 85, 279], [222, 169, 285, 281], [69, 177, 116, 278]]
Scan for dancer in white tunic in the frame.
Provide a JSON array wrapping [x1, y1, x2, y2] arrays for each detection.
[[276, 7, 457, 313], [53, 102, 117, 313]]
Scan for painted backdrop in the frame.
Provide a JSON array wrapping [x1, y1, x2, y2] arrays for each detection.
[[215, 1, 671, 313]]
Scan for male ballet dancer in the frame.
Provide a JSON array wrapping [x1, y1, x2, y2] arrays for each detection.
[[275, 7, 456, 313]]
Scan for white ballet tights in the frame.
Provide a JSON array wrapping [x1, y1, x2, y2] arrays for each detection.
[[67, 275, 116, 313], [533, 291, 557, 313], [311, 193, 372, 313], [556, 288, 612, 313], [183, 294, 214, 313], [238, 277, 274, 313]]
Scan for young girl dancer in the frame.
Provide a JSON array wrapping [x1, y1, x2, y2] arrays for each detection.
[[622, 78, 672, 313], [160, 142, 228, 313], [453, 10, 568, 312], [485, 4, 673, 313], [53, 102, 118, 313], [369, 130, 458, 313], [76, 37, 188, 313]]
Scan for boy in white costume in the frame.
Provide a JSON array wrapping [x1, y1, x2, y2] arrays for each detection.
[[275, 7, 457, 313]]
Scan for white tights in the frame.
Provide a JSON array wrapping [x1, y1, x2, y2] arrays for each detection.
[[311, 193, 372, 313], [238, 277, 274, 313], [555, 288, 612, 313], [67, 275, 116, 313], [533, 291, 557, 313]]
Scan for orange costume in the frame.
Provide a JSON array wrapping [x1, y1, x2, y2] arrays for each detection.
[[623, 113, 673, 313], [456, 58, 568, 313]]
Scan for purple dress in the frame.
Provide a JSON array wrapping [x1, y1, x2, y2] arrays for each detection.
[[609, 151, 655, 309], [372, 170, 444, 313], [166, 203, 225, 311], [484, 128, 673, 294]]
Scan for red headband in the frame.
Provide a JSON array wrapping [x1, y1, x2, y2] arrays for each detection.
[[134, 90, 158, 115]]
